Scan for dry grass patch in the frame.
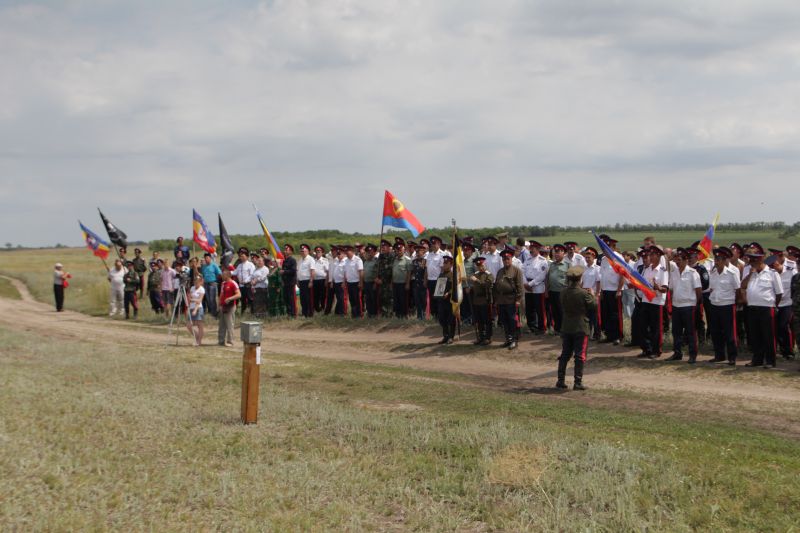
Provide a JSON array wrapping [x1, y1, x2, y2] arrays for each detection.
[[486, 444, 549, 488], [353, 400, 423, 412]]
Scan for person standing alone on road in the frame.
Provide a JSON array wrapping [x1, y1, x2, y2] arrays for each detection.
[[53, 263, 70, 312], [556, 266, 596, 391]]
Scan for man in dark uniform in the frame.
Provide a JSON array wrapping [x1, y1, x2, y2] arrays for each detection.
[[411, 244, 427, 320], [123, 260, 140, 319], [132, 248, 148, 299], [391, 241, 412, 318], [556, 266, 597, 390], [281, 244, 298, 317], [362, 244, 379, 318], [790, 246, 800, 362], [375, 239, 394, 317], [469, 256, 494, 345], [493, 249, 524, 350], [687, 246, 711, 344], [546, 244, 569, 334], [435, 256, 456, 344]]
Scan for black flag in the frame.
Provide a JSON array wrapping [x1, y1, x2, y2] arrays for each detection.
[[218, 213, 235, 267], [98, 208, 128, 248]]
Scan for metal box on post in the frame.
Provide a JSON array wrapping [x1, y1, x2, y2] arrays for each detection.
[[240, 321, 262, 344]]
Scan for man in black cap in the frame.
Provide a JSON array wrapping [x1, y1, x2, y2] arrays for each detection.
[[666, 248, 702, 363], [742, 243, 783, 368], [639, 246, 669, 358], [411, 244, 428, 320], [522, 240, 549, 334], [556, 266, 596, 390], [789, 246, 800, 360], [469, 256, 494, 345], [313, 246, 329, 314], [687, 247, 711, 344], [772, 247, 797, 359], [296, 244, 315, 318], [132, 248, 148, 299], [375, 239, 394, 317], [362, 244, 379, 318], [460, 239, 478, 325], [435, 256, 456, 344], [707, 247, 741, 365], [391, 242, 412, 318], [425, 236, 448, 319], [598, 235, 626, 345], [494, 249, 524, 349]]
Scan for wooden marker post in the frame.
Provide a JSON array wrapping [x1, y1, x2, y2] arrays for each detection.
[[240, 322, 262, 424]]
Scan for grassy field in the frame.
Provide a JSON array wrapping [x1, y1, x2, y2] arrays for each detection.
[[1, 324, 799, 531], [0, 278, 20, 300]]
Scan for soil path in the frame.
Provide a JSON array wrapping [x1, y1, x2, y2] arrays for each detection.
[[2, 275, 799, 409]]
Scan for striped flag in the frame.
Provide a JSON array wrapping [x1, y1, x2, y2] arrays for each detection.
[[255, 208, 284, 261], [192, 209, 217, 254], [79, 221, 111, 260], [696, 214, 720, 262]]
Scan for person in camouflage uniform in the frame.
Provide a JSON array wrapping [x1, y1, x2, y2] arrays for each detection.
[[147, 260, 163, 313], [469, 256, 494, 345], [122, 260, 140, 319], [375, 239, 394, 317], [267, 259, 286, 317], [132, 248, 148, 299]]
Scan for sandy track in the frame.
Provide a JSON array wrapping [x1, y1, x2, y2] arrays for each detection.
[[2, 275, 799, 407]]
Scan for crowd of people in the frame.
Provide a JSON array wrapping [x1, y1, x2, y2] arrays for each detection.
[[54, 232, 800, 383]]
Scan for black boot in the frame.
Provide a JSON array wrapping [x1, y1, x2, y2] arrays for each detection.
[[573, 359, 586, 390], [556, 358, 568, 389]]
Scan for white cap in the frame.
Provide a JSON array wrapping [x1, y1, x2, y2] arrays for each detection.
[[55, 263, 63, 268]]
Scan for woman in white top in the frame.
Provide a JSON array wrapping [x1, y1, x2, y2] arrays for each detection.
[[186, 276, 206, 346], [53, 262, 70, 312]]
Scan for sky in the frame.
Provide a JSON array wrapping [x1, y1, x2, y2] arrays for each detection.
[[2, 0, 800, 246]]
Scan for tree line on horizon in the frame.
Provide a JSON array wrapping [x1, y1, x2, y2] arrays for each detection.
[[142, 221, 798, 255]]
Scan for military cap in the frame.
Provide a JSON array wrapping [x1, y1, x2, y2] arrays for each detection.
[[713, 247, 732, 258], [786, 245, 800, 257], [637, 248, 648, 258], [364, 244, 377, 252], [299, 243, 310, 251], [148, 260, 157, 267], [598, 234, 610, 241], [314, 245, 325, 252], [238, 247, 249, 255], [463, 235, 474, 244], [746, 243, 765, 257], [564, 241, 578, 248], [674, 247, 689, 259], [250, 253, 259, 260], [648, 245, 664, 256], [768, 247, 784, 254], [499, 249, 514, 258], [284, 244, 294, 252], [605, 237, 619, 244], [462, 241, 475, 250], [528, 240, 542, 248], [765, 255, 779, 267], [393, 242, 405, 250], [552, 244, 566, 252], [473, 256, 486, 264], [484, 236, 498, 244], [156, 258, 165, 264], [394, 237, 405, 246], [407, 240, 416, 247], [583, 246, 598, 256], [729, 242, 743, 254], [176, 236, 184, 242], [687, 247, 700, 256], [429, 235, 443, 244], [380, 239, 391, 248], [496, 232, 509, 239], [442, 255, 454, 264], [341, 244, 354, 251], [329, 244, 339, 251], [259, 247, 269, 254], [414, 243, 426, 250], [134, 247, 142, 253], [354, 242, 364, 249], [419, 238, 430, 246], [566, 266, 585, 280], [125, 259, 134, 265]]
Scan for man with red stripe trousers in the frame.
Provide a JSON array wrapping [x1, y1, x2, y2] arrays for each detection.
[[556, 266, 597, 391], [770, 247, 797, 359], [707, 247, 741, 365], [639, 246, 669, 359], [523, 240, 549, 334], [742, 243, 783, 368], [666, 248, 703, 364], [598, 235, 625, 345]]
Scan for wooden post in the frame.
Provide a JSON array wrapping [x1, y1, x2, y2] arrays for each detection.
[[240, 342, 261, 424]]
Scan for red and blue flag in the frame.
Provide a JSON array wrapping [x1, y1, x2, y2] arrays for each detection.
[[255, 208, 284, 261], [192, 209, 216, 254], [79, 221, 111, 260], [696, 214, 719, 262], [593, 232, 656, 301], [382, 190, 425, 238]]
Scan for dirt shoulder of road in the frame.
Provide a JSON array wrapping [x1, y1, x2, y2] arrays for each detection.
[[2, 275, 799, 438]]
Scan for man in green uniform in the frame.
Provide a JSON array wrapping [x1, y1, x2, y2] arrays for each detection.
[[391, 242, 412, 317], [362, 244, 379, 317], [546, 244, 569, 334], [123, 260, 140, 319], [556, 266, 597, 391], [132, 248, 148, 299], [375, 239, 394, 317], [461, 238, 479, 325], [493, 249, 524, 350], [469, 256, 494, 345]]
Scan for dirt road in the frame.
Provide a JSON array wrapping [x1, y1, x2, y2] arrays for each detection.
[[3, 275, 799, 409]]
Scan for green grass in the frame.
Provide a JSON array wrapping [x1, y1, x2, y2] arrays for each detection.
[[1, 325, 798, 531], [0, 278, 20, 300]]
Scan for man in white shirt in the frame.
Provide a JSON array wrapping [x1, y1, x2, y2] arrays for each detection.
[[742, 243, 783, 368], [770, 247, 797, 359], [296, 244, 316, 318], [480, 236, 503, 280], [233, 250, 255, 314], [598, 235, 626, 345], [639, 246, 669, 358], [312, 246, 330, 314], [580, 246, 602, 340], [107, 259, 126, 316], [523, 240, 549, 334], [564, 242, 587, 269], [666, 249, 703, 363], [251, 255, 269, 317], [328, 246, 347, 316], [343, 245, 364, 318], [425, 236, 446, 319], [708, 247, 741, 365]]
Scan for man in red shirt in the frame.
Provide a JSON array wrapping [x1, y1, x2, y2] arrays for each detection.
[[217, 269, 241, 347]]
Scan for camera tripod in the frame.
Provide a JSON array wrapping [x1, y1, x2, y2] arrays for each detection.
[[166, 284, 198, 346]]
